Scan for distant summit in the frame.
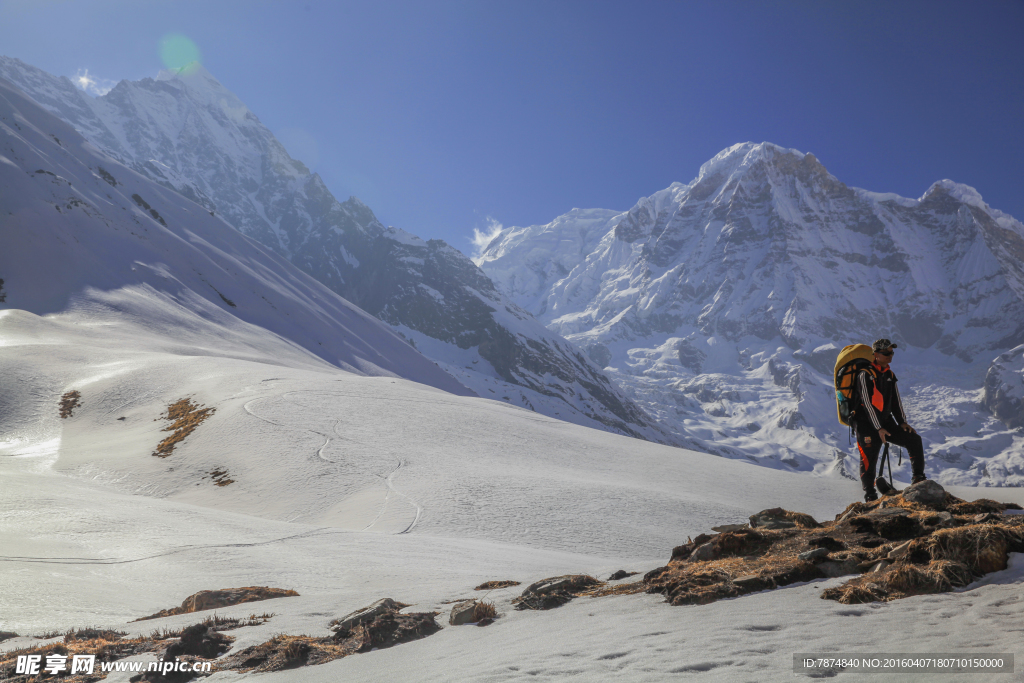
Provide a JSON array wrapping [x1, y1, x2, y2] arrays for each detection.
[[477, 143, 1024, 484]]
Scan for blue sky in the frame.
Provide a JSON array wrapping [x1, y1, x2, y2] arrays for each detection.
[[1, 0, 1022, 252]]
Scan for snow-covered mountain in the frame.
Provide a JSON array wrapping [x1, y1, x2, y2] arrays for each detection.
[[0, 74, 471, 395], [478, 143, 1024, 485], [0, 56, 659, 441]]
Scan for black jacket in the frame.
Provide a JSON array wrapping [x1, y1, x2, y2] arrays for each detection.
[[855, 364, 907, 433]]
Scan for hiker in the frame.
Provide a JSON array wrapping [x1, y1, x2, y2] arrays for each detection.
[[854, 338, 926, 501]]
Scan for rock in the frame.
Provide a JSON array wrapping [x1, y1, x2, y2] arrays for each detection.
[[887, 541, 914, 561], [922, 511, 954, 528], [798, 548, 829, 562], [871, 560, 891, 573], [166, 624, 232, 659], [341, 612, 441, 652], [902, 480, 946, 507], [330, 598, 408, 633], [974, 512, 997, 523], [607, 570, 638, 581], [513, 574, 601, 611], [671, 534, 713, 562], [689, 542, 718, 562], [679, 529, 771, 564], [749, 508, 819, 530], [0, 631, 18, 642], [134, 624, 235, 682], [818, 560, 860, 578], [449, 600, 478, 626], [711, 524, 748, 533]]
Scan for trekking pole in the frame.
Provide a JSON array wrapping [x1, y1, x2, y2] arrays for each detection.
[[883, 442, 893, 489]]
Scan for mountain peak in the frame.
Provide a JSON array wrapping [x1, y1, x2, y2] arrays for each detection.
[[922, 179, 987, 210], [692, 142, 808, 186]]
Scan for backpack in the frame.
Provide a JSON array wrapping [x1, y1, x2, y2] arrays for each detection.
[[834, 344, 874, 426]]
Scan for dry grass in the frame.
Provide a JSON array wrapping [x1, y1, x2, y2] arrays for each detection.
[[472, 601, 497, 622], [0, 633, 166, 680], [153, 398, 216, 458], [208, 468, 235, 487], [474, 580, 520, 590], [59, 390, 81, 418], [926, 524, 1022, 573]]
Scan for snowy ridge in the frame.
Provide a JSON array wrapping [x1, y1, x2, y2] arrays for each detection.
[[0, 56, 658, 442], [0, 75, 471, 395], [479, 142, 1024, 485]]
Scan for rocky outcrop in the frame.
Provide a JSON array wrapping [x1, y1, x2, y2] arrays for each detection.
[[512, 575, 602, 611], [642, 483, 1024, 607]]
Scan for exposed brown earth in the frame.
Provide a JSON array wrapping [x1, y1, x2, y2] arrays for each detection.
[[135, 587, 298, 621], [59, 390, 81, 418], [152, 399, 216, 458], [220, 601, 440, 673], [474, 580, 520, 590]]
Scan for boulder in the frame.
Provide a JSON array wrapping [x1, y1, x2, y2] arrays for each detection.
[[513, 574, 601, 611], [798, 548, 829, 562], [330, 598, 408, 633], [749, 508, 819, 530], [607, 570, 638, 581], [449, 600, 478, 626], [817, 559, 860, 578], [711, 523, 748, 533], [902, 480, 946, 507]]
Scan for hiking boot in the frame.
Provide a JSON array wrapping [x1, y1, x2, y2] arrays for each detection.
[[911, 474, 927, 485], [864, 489, 878, 503], [875, 477, 899, 497]]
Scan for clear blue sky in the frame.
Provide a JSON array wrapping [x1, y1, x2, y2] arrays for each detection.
[[2, 0, 1022, 252]]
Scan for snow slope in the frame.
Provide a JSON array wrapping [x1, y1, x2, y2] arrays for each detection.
[[478, 143, 1024, 485], [4, 301, 1024, 682], [0, 75, 469, 395], [0, 56, 659, 443], [3, 74, 1024, 683]]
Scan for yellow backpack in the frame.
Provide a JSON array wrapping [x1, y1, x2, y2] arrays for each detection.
[[834, 344, 874, 426]]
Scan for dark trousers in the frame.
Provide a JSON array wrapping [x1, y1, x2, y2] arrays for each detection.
[[856, 417, 925, 493]]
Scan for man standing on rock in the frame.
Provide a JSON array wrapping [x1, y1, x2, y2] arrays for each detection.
[[855, 339, 926, 501]]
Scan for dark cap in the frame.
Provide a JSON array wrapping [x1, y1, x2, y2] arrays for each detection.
[[872, 338, 898, 352]]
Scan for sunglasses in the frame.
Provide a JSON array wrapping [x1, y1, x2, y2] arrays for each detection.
[[876, 350, 894, 357]]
